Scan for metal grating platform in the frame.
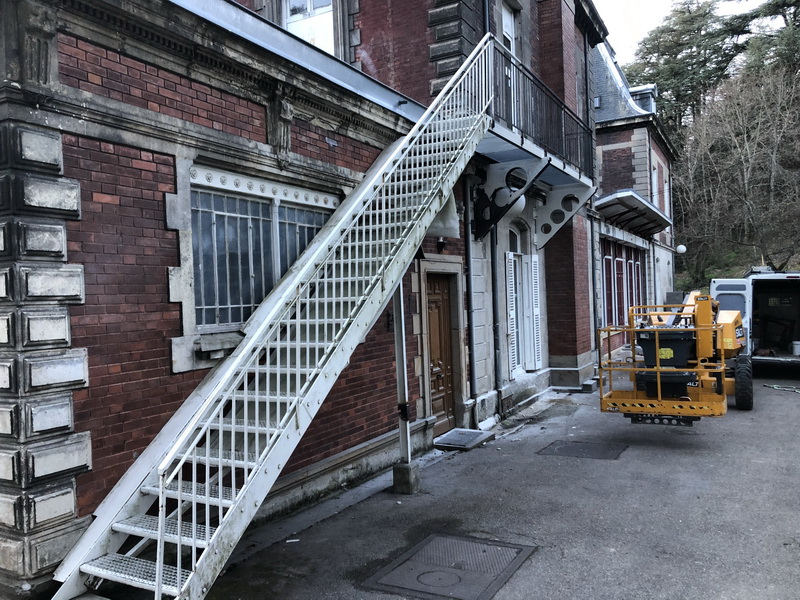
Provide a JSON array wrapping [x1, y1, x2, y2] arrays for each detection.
[[537, 440, 628, 460], [363, 534, 534, 600], [81, 553, 191, 596], [434, 428, 495, 451]]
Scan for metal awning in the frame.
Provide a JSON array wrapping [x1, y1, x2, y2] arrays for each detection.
[[594, 189, 671, 237]]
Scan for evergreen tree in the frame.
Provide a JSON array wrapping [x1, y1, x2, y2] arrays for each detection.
[[624, 0, 744, 141]]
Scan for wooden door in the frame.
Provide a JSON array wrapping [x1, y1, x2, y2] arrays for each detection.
[[427, 274, 456, 436]]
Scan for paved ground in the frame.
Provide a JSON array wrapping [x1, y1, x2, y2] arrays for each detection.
[[202, 366, 800, 600]]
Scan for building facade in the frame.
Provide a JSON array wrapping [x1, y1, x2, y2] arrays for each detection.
[[0, 0, 615, 597], [591, 41, 677, 352]]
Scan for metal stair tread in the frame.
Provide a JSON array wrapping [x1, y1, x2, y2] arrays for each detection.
[[228, 390, 294, 402], [201, 415, 284, 433], [112, 514, 216, 547], [141, 480, 235, 507], [184, 448, 260, 469], [80, 553, 189, 596], [243, 364, 316, 373]]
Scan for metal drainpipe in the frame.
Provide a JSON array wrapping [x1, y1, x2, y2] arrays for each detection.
[[464, 178, 478, 405], [482, 0, 503, 419], [490, 226, 505, 418], [589, 207, 601, 365]]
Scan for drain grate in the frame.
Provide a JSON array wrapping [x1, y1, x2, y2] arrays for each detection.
[[434, 429, 495, 451], [537, 439, 627, 460], [363, 534, 534, 600]]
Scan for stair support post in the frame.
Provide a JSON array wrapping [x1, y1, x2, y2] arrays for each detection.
[[393, 280, 411, 465], [392, 279, 420, 494]]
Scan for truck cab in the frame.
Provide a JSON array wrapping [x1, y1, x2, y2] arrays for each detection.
[[711, 267, 800, 365]]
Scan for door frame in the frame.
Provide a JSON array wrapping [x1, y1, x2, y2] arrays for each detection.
[[419, 256, 467, 430]]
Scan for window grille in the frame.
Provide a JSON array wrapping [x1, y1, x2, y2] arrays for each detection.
[[192, 189, 330, 331]]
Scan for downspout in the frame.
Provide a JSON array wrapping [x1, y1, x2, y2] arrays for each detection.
[[490, 226, 505, 418], [646, 126, 657, 303], [483, 0, 503, 420], [652, 246, 658, 305], [464, 178, 478, 406], [589, 206, 601, 366]]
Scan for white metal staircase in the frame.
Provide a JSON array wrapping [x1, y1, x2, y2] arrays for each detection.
[[53, 33, 495, 600]]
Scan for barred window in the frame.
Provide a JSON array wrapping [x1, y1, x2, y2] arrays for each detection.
[[192, 189, 330, 331]]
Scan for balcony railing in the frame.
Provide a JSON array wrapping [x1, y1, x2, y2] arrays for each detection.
[[491, 42, 593, 177]]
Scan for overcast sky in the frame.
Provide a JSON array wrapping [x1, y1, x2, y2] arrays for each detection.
[[591, 0, 768, 66]]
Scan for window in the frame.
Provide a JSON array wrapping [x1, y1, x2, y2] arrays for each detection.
[[501, 3, 517, 55], [601, 239, 645, 326], [190, 175, 334, 332], [500, 3, 519, 128], [285, 0, 336, 55], [506, 225, 542, 377]]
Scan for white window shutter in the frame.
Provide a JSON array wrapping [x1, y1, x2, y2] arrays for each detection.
[[522, 255, 535, 371], [506, 252, 518, 378], [531, 254, 543, 370]]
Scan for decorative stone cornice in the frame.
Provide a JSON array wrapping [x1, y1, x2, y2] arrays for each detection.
[[53, 0, 412, 145], [189, 166, 340, 210]]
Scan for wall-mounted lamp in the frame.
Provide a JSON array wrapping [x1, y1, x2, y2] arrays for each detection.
[[675, 244, 687, 254], [437, 237, 446, 252]]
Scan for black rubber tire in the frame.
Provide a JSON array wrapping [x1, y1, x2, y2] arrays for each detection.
[[734, 356, 754, 411]]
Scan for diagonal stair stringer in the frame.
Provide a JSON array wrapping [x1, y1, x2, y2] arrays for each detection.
[[53, 33, 496, 600]]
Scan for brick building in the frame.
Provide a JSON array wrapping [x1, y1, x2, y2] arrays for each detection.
[[0, 0, 619, 598]]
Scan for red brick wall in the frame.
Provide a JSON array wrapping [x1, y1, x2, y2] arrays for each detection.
[[537, 0, 582, 113], [599, 146, 634, 196], [354, 0, 437, 104], [292, 118, 383, 169], [57, 33, 267, 144], [538, 0, 566, 99], [285, 271, 420, 472], [525, 1, 542, 77], [600, 129, 633, 145], [545, 215, 592, 356], [64, 136, 208, 515]]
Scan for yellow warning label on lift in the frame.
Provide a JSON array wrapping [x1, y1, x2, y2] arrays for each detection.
[[724, 338, 733, 348], [659, 348, 674, 360]]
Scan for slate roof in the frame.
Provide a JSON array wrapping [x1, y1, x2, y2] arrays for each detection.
[[592, 42, 651, 123]]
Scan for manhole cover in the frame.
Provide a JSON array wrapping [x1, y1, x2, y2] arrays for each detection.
[[434, 429, 495, 451], [537, 440, 627, 460], [363, 534, 534, 600]]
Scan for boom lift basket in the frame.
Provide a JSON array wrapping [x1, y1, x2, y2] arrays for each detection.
[[598, 299, 730, 425]]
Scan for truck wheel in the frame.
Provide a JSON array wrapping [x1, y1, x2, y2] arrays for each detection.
[[735, 356, 754, 411]]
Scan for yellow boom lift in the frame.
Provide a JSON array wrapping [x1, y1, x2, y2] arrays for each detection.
[[598, 293, 753, 426]]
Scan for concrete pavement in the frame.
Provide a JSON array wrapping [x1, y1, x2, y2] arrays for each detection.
[[205, 370, 800, 600]]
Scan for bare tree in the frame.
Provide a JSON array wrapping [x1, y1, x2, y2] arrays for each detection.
[[676, 68, 800, 284]]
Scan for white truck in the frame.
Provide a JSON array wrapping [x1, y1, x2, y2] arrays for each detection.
[[711, 267, 800, 366]]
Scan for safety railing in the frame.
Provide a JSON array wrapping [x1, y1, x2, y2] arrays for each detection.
[[492, 43, 593, 176], [598, 303, 726, 409], [151, 33, 495, 598]]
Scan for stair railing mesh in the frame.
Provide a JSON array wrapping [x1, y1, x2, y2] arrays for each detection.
[[152, 33, 495, 597]]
